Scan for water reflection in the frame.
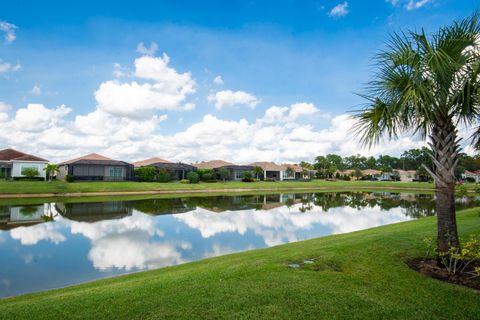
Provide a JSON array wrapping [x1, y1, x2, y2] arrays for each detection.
[[1, 192, 479, 297]]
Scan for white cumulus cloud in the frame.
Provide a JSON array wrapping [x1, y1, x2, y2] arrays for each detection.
[[95, 53, 196, 119], [0, 21, 17, 44], [329, 2, 349, 17], [208, 89, 260, 110], [0, 59, 20, 73]]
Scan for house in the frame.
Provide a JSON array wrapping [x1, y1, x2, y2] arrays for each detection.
[[193, 160, 253, 181], [397, 170, 418, 182], [249, 162, 301, 181], [0, 148, 48, 180], [462, 170, 480, 183], [133, 157, 196, 180], [57, 153, 134, 181], [361, 169, 382, 177]]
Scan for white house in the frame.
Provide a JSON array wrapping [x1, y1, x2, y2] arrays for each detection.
[[0, 148, 48, 180], [462, 170, 480, 183]]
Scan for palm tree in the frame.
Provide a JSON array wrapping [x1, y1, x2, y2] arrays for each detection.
[[43, 164, 59, 182], [353, 13, 480, 254]]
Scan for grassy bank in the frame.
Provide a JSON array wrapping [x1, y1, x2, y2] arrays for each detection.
[[1, 208, 479, 319], [0, 179, 440, 196]]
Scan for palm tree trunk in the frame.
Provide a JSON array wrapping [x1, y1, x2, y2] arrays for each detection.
[[424, 119, 461, 253]]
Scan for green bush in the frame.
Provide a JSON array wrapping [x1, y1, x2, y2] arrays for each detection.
[[457, 184, 468, 198], [465, 177, 476, 183], [157, 168, 174, 183], [135, 166, 157, 182], [65, 175, 74, 183], [201, 172, 215, 182], [241, 171, 254, 182], [0, 171, 5, 179], [179, 179, 189, 184], [186, 171, 200, 183]]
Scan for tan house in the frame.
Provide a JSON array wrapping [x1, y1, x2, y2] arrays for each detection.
[[57, 153, 133, 181], [249, 162, 301, 181]]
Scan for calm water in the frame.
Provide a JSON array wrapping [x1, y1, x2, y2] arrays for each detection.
[[1, 192, 479, 297]]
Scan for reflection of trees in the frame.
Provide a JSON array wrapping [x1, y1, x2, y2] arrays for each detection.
[[19, 206, 39, 216], [42, 203, 58, 222]]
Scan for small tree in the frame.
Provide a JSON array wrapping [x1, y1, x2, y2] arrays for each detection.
[[354, 168, 363, 180], [43, 164, 59, 182], [186, 171, 200, 183], [217, 168, 230, 182], [22, 167, 39, 179], [285, 166, 295, 179], [253, 166, 264, 180], [241, 171, 254, 182]]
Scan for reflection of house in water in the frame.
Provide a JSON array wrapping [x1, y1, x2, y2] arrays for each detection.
[[55, 202, 133, 222], [196, 194, 303, 213], [126, 198, 196, 216], [0, 204, 46, 230]]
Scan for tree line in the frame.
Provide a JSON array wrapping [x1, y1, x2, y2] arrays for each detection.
[[299, 147, 480, 177]]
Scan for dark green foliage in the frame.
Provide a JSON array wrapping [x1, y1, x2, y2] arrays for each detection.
[[65, 175, 74, 183], [134, 167, 157, 182], [157, 168, 174, 183], [217, 168, 230, 181], [186, 171, 200, 183], [241, 171, 254, 182], [201, 172, 215, 182], [22, 167, 39, 179]]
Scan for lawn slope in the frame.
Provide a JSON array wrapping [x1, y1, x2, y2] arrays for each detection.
[[0, 209, 479, 319], [0, 179, 438, 197]]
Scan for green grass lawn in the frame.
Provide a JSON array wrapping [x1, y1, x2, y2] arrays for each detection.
[[0, 179, 441, 195], [1, 208, 479, 319]]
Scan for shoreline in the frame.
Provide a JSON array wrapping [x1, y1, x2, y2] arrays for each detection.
[[0, 185, 437, 199]]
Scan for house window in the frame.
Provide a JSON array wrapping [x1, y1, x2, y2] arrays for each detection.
[[21, 165, 39, 175], [109, 167, 123, 177]]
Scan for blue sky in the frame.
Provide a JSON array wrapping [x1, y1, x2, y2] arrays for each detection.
[[0, 1, 478, 163]]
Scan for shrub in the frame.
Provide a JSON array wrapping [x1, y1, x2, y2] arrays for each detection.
[[179, 179, 189, 184], [201, 172, 215, 182], [157, 168, 173, 183], [217, 168, 230, 181], [135, 166, 157, 182], [22, 167, 39, 179], [65, 174, 74, 183], [241, 171, 254, 182], [0, 171, 5, 179], [186, 171, 200, 183], [197, 169, 213, 179], [424, 235, 480, 275]]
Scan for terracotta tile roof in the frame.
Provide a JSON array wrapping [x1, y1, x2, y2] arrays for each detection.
[[362, 169, 382, 175], [0, 148, 48, 162], [133, 157, 172, 167], [283, 164, 303, 173], [59, 153, 118, 165], [249, 162, 285, 171], [194, 160, 234, 169]]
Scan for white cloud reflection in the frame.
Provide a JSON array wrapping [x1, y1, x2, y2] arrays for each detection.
[[175, 204, 411, 246]]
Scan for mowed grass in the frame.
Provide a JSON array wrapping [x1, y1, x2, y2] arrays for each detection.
[[1, 209, 479, 319], [0, 179, 439, 195]]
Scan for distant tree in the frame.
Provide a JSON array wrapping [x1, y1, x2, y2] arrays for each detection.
[[186, 171, 200, 183], [354, 168, 363, 179], [327, 165, 337, 179], [253, 166, 264, 179], [285, 166, 295, 178], [134, 166, 157, 182], [299, 161, 313, 170], [217, 168, 230, 182]]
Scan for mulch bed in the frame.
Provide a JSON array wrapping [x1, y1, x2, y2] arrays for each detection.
[[408, 258, 480, 290]]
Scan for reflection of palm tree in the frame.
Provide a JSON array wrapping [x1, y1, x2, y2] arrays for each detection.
[[41, 203, 58, 222]]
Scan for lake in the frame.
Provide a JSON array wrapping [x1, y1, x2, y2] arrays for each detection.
[[1, 191, 478, 297]]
